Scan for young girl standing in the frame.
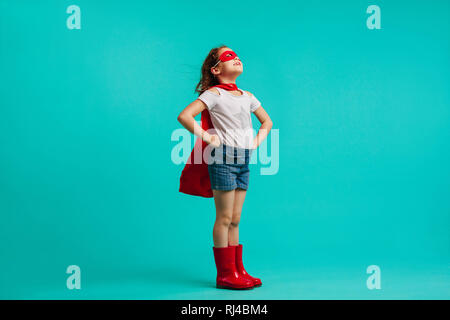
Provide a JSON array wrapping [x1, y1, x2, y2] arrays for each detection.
[[177, 45, 273, 290]]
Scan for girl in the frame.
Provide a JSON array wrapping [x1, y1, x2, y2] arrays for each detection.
[[177, 45, 273, 290]]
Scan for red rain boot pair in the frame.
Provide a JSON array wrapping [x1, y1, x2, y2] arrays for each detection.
[[212, 244, 262, 290]]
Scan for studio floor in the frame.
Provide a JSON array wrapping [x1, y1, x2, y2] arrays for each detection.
[[14, 260, 450, 300]]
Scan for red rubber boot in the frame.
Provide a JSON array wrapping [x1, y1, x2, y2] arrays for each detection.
[[232, 244, 262, 287], [212, 246, 255, 290]]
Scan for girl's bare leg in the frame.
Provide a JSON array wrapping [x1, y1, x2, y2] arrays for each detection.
[[212, 189, 235, 248], [228, 188, 247, 246]]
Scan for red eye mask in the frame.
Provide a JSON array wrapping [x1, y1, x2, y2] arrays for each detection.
[[218, 50, 237, 62], [213, 50, 239, 68]]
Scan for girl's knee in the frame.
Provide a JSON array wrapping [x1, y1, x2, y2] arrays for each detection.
[[229, 220, 240, 228], [230, 210, 241, 227], [216, 213, 232, 227]]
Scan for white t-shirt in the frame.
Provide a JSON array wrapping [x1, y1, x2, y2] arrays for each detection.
[[197, 87, 262, 149]]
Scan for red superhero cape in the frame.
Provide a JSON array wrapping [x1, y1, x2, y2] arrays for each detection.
[[179, 83, 239, 198]]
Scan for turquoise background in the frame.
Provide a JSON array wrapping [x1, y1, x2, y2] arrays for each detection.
[[1, 0, 449, 299]]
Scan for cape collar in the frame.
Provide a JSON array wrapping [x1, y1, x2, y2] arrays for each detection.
[[210, 83, 238, 91]]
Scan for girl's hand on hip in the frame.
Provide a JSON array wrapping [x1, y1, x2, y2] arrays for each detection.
[[251, 139, 258, 150], [209, 134, 221, 148]]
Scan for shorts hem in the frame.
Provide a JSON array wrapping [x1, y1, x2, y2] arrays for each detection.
[[211, 185, 238, 191]]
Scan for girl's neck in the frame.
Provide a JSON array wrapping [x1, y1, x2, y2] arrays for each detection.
[[217, 76, 237, 85]]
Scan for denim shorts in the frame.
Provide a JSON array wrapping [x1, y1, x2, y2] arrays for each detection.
[[208, 144, 253, 191]]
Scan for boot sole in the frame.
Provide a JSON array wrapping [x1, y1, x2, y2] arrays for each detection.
[[216, 284, 254, 290]]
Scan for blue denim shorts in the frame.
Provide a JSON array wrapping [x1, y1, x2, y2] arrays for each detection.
[[208, 144, 253, 191]]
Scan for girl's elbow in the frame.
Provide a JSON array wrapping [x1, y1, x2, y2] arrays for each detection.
[[177, 113, 185, 124]]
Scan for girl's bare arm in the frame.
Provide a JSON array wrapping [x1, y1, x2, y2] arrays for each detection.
[[252, 106, 273, 149], [177, 99, 214, 144]]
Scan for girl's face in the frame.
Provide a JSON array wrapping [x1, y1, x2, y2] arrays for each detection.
[[213, 47, 243, 76]]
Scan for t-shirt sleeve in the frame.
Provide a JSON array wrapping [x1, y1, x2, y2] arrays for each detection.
[[249, 93, 262, 112], [197, 90, 219, 111]]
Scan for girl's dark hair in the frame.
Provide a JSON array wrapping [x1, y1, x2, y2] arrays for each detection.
[[195, 44, 228, 96]]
